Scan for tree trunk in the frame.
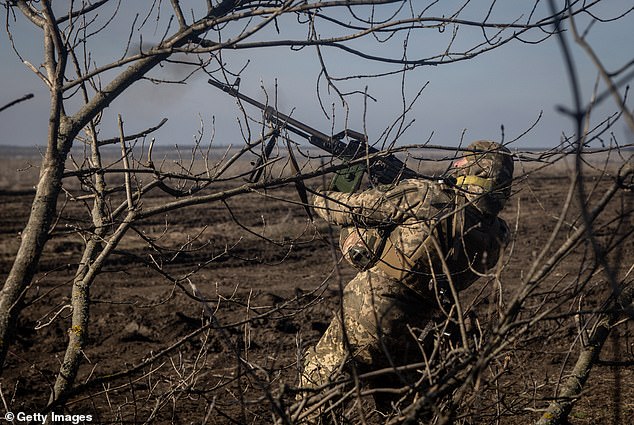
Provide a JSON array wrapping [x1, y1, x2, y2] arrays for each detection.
[[50, 216, 135, 401], [536, 307, 619, 425], [0, 144, 69, 371]]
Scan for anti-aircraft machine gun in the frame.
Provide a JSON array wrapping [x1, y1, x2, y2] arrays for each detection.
[[208, 79, 422, 193]]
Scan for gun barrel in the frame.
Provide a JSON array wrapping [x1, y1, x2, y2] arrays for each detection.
[[262, 109, 338, 152], [208, 79, 344, 151]]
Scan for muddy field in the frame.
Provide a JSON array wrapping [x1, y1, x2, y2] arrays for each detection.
[[0, 147, 632, 424]]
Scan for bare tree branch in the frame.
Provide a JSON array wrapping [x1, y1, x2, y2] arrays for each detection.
[[0, 92, 33, 113]]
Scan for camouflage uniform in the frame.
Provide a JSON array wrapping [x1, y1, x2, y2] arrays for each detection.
[[300, 141, 514, 413]]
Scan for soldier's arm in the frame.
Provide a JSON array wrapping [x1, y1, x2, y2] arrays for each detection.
[[312, 180, 431, 227]]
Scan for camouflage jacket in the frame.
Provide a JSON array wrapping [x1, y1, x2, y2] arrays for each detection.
[[313, 179, 509, 293]]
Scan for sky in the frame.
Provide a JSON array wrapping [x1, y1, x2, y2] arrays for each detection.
[[0, 1, 632, 151]]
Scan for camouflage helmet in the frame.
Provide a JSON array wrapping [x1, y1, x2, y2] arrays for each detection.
[[451, 140, 514, 215]]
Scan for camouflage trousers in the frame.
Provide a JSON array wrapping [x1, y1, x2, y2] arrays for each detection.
[[299, 267, 439, 418]]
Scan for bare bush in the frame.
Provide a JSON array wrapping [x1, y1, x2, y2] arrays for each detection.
[[0, 1, 632, 424]]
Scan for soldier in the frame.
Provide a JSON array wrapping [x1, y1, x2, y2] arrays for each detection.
[[299, 140, 514, 419]]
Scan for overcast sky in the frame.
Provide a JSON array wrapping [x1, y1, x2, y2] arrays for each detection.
[[0, 1, 632, 150]]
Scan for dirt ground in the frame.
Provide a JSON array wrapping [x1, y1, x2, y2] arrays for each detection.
[[0, 147, 632, 424]]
